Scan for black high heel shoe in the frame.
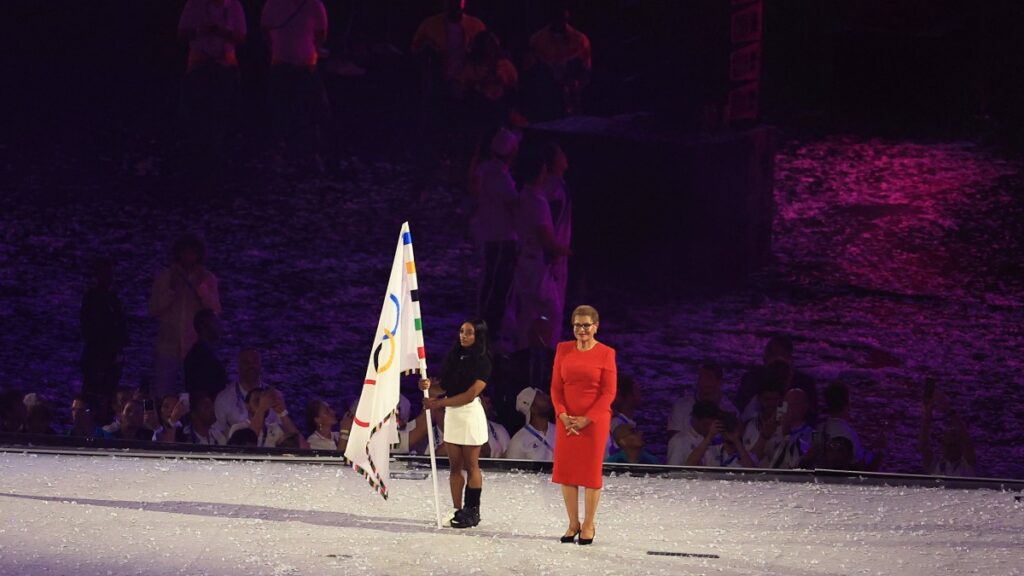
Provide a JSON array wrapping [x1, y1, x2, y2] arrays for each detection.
[[578, 526, 596, 546], [560, 528, 581, 543]]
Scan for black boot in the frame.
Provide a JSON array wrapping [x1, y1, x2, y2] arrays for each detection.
[[452, 487, 481, 528]]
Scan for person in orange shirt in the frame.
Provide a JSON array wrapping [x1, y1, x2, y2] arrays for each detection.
[[527, 5, 592, 117], [261, 0, 329, 170], [460, 31, 519, 142], [412, 0, 489, 171], [177, 0, 247, 162], [412, 0, 487, 90]]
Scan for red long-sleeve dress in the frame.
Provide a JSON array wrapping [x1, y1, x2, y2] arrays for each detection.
[[550, 340, 617, 489]]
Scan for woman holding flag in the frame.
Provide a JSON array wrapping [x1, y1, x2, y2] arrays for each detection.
[[419, 318, 491, 528]]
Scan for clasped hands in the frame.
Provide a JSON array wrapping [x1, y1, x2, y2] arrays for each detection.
[[559, 412, 591, 435]]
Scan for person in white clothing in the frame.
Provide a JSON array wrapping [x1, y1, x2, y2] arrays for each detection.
[[539, 142, 572, 344], [214, 348, 265, 432], [472, 128, 520, 341], [506, 387, 556, 460], [666, 400, 718, 466], [815, 381, 883, 471], [305, 398, 342, 450], [185, 393, 227, 445], [501, 149, 570, 352], [764, 388, 814, 469], [607, 374, 639, 455], [667, 362, 738, 433], [480, 393, 510, 458], [227, 388, 298, 448], [148, 234, 221, 401], [741, 378, 784, 462]]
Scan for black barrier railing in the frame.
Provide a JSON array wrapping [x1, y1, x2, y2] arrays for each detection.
[[4, 433, 1023, 493]]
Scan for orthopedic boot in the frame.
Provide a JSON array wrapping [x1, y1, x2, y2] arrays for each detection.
[[452, 487, 481, 528]]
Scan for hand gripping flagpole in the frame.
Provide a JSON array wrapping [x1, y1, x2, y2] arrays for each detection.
[[403, 225, 443, 529]]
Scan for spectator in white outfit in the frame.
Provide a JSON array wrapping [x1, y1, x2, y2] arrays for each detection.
[[506, 387, 556, 460], [472, 128, 520, 341], [501, 149, 570, 352], [185, 393, 227, 445], [148, 233, 221, 400], [480, 393, 510, 458], [667, 361, 738, 433], [215, 348, 266, 432], [228, 388, 299, 448], [816, 381, 883, 471], [764, 388, 814, 469]]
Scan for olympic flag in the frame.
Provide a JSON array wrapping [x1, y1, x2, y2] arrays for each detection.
[[344, 222, 432, 503]]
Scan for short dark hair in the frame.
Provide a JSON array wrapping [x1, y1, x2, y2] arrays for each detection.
[[699, 361, 723, 380], [757, 361, 789, 396], [692, 399, 719, 420], [306, 398, 326, 434], [193, 308, 217, 333], [228, 428, 258, 446], [824, 382, 850, 415], [172, 233, 207, 264], [765, 335, 794, 358]]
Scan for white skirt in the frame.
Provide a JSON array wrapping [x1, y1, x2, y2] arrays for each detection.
[[443, 398, 489, 446]]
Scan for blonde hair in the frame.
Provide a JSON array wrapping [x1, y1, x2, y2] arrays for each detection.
[[571, 305, 599, 324]]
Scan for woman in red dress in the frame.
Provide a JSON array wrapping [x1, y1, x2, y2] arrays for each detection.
[[551, 304, 617, 545]]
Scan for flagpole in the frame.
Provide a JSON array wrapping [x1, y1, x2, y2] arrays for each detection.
[[420, 368, 444, 529], [403, 221, 443, 529]]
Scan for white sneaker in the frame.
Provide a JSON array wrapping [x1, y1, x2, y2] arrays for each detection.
[[443, 509, 459, 527]]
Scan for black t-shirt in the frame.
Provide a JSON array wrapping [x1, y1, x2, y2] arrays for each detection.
[[440, 347, 491, 397]]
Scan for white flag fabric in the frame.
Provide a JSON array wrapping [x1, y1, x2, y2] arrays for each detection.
[[344, 222, 427, 499]]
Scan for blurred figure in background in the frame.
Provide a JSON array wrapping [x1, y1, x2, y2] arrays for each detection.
[[215, 348, 265, 433], [0, 390, 28, 434], [185, 393, 227, 445], [480, 393, 510, 458], [67, 396, 105, 438], [667, 361, 737, 434], [605, 423, 658, 465], [815, 381, 884, 471], [80, 257, 128, 425], [177, 0, 247, 165], [473, 127, 520, 341], [262, 0, 329, 171], [607, 374, 640, 455], [149, 233, 221, 401], [412, 0, 487, 174], [506, 386, 556, 460], [115, 399, 155, 442], [764, 388, 814, 469], [501, 148, 570, 352], [524, 3, 592, 119], [460, 30, 518, 138], [183, 309, 228, 402], [919, 386, 977, 477], [737, 336, 818, 425], [539, 142, 572, 338]]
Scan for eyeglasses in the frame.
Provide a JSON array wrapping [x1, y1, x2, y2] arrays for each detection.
[[572, 323, 596, 331]]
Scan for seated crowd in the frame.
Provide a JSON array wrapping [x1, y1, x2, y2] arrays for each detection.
[[0, 334, 977, 478]]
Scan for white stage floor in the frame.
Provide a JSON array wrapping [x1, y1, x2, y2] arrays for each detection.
[[0, 453, 1021, 575]]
